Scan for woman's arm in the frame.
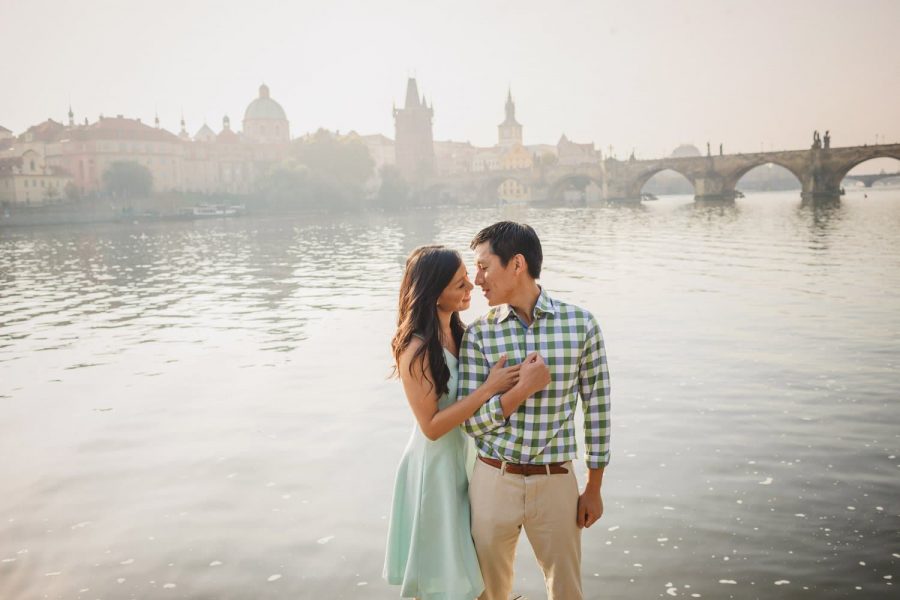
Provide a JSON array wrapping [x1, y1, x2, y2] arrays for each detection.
[[399, 338, 517, 441]]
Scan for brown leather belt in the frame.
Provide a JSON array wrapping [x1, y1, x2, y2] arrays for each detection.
[[478, 456, 569, 476]]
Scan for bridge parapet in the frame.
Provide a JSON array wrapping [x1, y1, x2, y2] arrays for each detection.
[[422, 143, 900, 204]]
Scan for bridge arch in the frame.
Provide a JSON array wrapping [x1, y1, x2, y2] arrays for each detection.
[[837, 155, 900, 189], [477, 175, 530, 203], [632, 167, 695, 197], [726, 160, 804, 193], [546, 174, 604, 203]]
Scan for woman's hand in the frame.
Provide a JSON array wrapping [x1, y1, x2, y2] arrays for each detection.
[[485, 354, 520, 395]]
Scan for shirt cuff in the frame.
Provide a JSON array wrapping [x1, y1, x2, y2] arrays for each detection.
[[466, 394, 507, 436], [484, 394, 506, 428], [585, 451, 610, 469]]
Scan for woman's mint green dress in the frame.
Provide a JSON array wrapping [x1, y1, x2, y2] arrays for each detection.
[[383, 350, 484, 600]]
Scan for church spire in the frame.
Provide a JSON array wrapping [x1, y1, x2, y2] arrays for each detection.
[[68, 103, 74, 127], [504, 88, 517, 124], [498, 87, 523, 147]]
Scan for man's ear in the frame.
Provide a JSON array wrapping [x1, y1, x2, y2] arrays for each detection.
[[514, 254, 525, 275]]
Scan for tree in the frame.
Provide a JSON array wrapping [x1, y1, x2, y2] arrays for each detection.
[[290, 130, 374, 207], [254, 129, 376, 210], [103, 161, 153, 199], [64, 181, 80, 201], [375, 166, 410, 208], [256, 159, 312, 207], [44, 185, 60, 203]]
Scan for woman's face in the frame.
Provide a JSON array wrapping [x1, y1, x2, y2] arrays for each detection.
[[437, 262, 473, 313]]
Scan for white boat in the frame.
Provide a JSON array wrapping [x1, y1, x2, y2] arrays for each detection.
[[185, 204, 246, 218]]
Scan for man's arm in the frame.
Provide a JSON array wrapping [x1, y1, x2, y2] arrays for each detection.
[[459, 326, 508, 437], [577, 317, 611, 528]]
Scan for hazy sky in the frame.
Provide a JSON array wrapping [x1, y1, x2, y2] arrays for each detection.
[[2, 0, 898, 157]]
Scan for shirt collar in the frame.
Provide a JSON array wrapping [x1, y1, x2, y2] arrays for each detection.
[[495, 287, 557, 324]]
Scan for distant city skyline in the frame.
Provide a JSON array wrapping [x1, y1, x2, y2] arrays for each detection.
[[2, 0, 899, 159]]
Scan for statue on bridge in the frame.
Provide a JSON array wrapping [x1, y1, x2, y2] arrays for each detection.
[[824, 130, 831, 150], [812, 130, 821, 149], [719, 143, 723, 156]]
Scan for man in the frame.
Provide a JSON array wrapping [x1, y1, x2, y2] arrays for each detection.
[[458, 221, 611, 600]]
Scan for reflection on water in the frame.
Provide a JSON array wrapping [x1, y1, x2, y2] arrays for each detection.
[[1, 189, 899, 599]]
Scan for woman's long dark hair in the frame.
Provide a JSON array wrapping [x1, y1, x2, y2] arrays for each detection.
[[391, 245, 465, 396]]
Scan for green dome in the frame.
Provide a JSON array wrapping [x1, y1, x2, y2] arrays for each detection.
[[243, 84, 287, 121]]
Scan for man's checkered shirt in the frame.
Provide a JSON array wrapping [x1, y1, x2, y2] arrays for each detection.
[[459, 288, 611, 469]]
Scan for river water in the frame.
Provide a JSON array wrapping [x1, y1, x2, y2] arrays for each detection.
[[1, 188, 898, 599]]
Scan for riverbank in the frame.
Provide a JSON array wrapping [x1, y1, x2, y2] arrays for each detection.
[[0, 193, 254, 229]]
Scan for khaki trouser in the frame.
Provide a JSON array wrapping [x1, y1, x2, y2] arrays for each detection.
[[469, 458, 582, 600]]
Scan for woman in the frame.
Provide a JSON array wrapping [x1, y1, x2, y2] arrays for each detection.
[[383, 245, 519, 600]]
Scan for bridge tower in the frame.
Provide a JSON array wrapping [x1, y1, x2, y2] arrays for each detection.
[[498, 88, 523, 148], [393, 78, 435, 182]]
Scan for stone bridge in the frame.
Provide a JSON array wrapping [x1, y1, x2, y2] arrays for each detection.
[[426, 143, 900, 204], [843, 171, 900, 188]]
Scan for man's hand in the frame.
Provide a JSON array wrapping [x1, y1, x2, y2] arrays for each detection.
[[576, 487, 603, 528], [517, 351, 551, 396]]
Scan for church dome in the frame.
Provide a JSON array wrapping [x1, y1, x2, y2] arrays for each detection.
[[244, 84, 287, 121], [671, 144, 701, 158]]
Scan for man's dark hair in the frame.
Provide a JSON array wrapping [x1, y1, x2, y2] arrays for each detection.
[[470, 221, 543, 279]]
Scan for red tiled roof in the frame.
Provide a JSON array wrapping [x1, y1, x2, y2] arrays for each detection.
[[66, 117, 181, 143], [21, 119, 66, 142]]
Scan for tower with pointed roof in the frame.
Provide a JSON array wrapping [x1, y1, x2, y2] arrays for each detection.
[[393, 77, 434, 181], [498, 88, 522, 148]]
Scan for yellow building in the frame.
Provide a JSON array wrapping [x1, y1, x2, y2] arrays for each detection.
[[0, 149, 72, 205], [500, 143, 533, 170]]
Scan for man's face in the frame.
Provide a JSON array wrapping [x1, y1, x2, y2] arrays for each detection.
[[473, 242, 517, 306]]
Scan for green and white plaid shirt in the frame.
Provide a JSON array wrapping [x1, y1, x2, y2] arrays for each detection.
[[459, 288, 611, 469]]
